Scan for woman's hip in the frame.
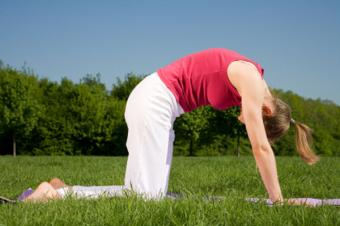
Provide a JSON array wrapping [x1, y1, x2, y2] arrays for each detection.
[[125, 72, 183, 126]]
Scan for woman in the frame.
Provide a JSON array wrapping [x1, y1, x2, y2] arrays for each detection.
[[24, 48, 319, 203]]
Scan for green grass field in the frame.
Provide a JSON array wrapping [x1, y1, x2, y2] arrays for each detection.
[[0, 156, 339, 226]]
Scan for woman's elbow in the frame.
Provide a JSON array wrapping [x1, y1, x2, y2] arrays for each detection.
[[251, 142, 272, 156]]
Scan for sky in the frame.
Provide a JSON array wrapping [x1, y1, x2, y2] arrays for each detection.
[[1, 0, 340, 104]]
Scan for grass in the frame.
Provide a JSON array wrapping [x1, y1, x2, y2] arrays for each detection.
[[0, 156, 339, 226]]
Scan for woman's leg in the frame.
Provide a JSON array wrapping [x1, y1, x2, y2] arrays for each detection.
[[124, 72, 183, 199], [49, 178, 126, 199], [25, 179, 126, 201], [59, 185, 126, 199], [24, 72, 183, 201]]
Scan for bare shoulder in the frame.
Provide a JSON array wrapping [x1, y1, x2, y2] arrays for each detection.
[[227, 60, 263, 95], [228, 60, 258, 72]]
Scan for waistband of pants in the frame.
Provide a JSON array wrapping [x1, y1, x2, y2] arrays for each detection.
[[149, 72, 184, 117]]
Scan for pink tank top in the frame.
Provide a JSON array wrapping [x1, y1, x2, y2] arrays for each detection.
[[157, 48, 264, 112]]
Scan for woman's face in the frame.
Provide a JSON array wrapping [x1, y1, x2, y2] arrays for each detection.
[[238, 103, 273, 125]]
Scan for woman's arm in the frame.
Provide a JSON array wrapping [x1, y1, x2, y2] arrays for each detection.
[[228, 61, 283, 203]]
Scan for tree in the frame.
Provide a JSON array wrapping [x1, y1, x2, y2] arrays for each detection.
[[224, 108, 248, 156], [111, 73, 144, 100], [0, 69, 42, 156], [106, 97, 128, 155], [175, 107, 213, 156], [203, 107, 248, 156], [70, 78, 109, 155], [0, 64, 339, 157]]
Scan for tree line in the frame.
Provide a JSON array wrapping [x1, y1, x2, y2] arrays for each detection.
[[0, 62, 339, 156]]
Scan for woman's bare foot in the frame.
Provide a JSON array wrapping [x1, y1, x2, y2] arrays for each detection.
[[49, 178, 67, 189], [24, 182, 61, 202]]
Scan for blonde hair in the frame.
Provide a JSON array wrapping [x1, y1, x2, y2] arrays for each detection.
[[263, 98, 319, 165]]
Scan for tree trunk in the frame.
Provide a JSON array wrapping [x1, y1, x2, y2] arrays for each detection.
[[189, 138, 194, 156], [13, 135, 16, 157], [236, 134, 240, 157]]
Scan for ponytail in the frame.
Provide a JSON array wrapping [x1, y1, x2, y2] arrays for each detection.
[[293, 121, 319, 165], [264, 97, 320, 165]]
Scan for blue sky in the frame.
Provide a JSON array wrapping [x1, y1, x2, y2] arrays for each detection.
[[1, 0, 340, 104]]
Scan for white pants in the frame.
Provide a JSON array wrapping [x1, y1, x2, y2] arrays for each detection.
[[124, 72, 183, 198], [57, 73, 183, 199], [56, 185, 125, 199]]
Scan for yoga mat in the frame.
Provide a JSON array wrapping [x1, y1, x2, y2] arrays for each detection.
[[2, 190, 339, 207], [0, 188, 34, 204], [167, 193, 340, 207], [246, 198, 340, 207], [0, 196, 17, 204], [166, 192, 225, 201], [17, 188, 34, 201]]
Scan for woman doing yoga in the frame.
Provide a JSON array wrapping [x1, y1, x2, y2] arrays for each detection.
[[23, 48, 319, 204]]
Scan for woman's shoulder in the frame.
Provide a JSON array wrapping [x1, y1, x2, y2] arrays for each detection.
[[227, 60, 265, 95]]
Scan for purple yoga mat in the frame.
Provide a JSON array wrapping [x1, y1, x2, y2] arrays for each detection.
[[17, 188, 34, 201]]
